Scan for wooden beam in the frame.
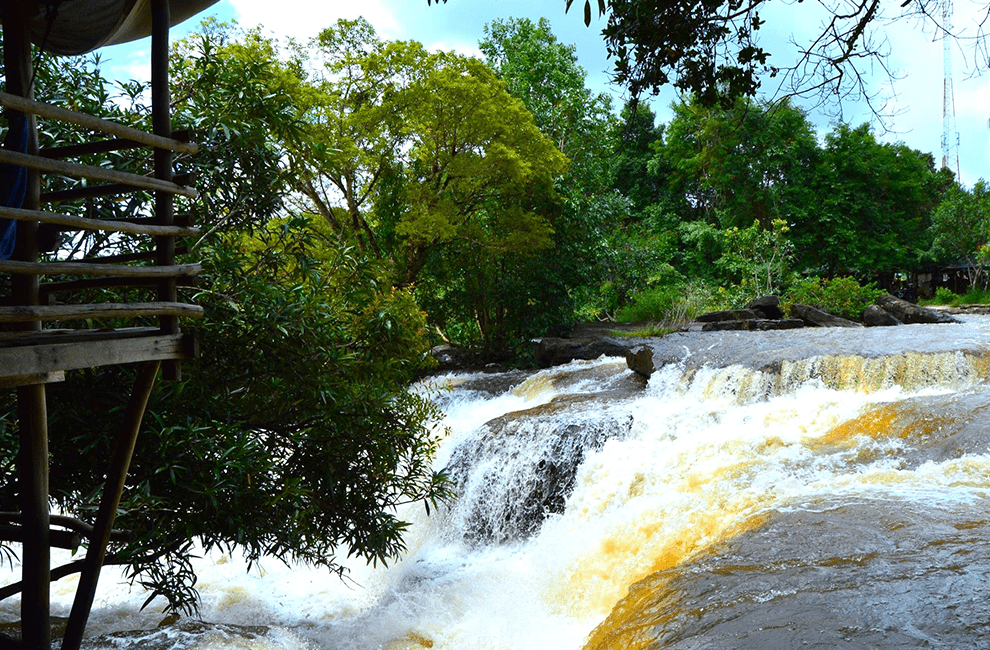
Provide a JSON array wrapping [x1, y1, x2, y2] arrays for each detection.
[[39, 275, 196, 296], [0, 302, 204, 323], [0, 91, 199, 155], [0, 148, 198, 199], [0, 332, 196, 378], [0, 326, 160, 347], [62, 361, 161, 650], [0, 205, 200, 237], [0, 371, 64, 388], [0, 259, 201, 277]]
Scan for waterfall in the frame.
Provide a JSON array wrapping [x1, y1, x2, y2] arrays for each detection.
[[4, 319, 990, 650]]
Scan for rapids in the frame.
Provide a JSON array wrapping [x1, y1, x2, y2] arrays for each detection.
[[4, 316, 990, 649]]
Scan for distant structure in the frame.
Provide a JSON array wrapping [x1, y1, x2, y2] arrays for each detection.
[[941, 0, 962, 178]]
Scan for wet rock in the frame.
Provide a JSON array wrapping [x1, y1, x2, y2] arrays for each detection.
[[536, 337, 631, 367], [443, 395, 634, 544], [701, 318, 805, 331], [876, 294, 961, 324], [863, 304, 902, 327], [790, 303, 863, 328], [695, 308, 762, 322], [626, 345, 655, 378], [430, 344, 480, 371], [746, 295, 784, 320]]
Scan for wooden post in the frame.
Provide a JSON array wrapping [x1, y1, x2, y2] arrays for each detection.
[[60, 361, 161, 650], [4, 2, 49, 648], [151, 0, 180, 381]]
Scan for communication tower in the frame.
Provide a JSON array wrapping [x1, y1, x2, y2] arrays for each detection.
[[942, 0, 962, 178]]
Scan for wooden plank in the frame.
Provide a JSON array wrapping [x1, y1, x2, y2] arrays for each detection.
[[0, 205, 199, 237], [0, 148, 198, 199], [39, 276, 196, 295], [0, 332, 196, 377], [0, 302, 204, 323], [0, 259, 201, 277], [0, 371, 64, 388], [0, 90, 199, 155], [0, 327, 160, 348]]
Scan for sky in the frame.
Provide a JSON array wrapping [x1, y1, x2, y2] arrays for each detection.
[[96, 0, 990, 188]]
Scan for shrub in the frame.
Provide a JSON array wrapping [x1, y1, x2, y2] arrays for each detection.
[[617, 280, 727, 325], [783, 276, 883, 320]]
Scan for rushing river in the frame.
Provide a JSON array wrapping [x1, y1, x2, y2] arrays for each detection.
[[5, 316, 990, 649]]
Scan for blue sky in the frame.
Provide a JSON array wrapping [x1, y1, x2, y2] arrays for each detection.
[[97, 0, 990, 188]]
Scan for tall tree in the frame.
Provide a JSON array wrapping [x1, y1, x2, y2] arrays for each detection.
[[478, 17, 621, 335], [927, 181, 990, 289], [795, 123, 950, 276], [1, 21, 449, 614], [657, 96, 819, 231]]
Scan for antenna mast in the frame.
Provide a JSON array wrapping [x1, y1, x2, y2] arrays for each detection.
[[942, 0, 961, 178]]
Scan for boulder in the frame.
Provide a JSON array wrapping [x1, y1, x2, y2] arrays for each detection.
[[791, 303, 863, 328], [443, 399, 634, 544], [863, 304, 902, 327], [536, 337, 631, 368], [625, 345, 655, 378], [746, 295, 785, 320], [875, 294, 961, 325], [695, 308, 762, 323]]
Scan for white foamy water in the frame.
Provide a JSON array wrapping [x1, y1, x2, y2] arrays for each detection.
[[4, 319, 990, 649]]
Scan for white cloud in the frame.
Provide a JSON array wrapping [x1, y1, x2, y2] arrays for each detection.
[[227, 0, 400, 41]]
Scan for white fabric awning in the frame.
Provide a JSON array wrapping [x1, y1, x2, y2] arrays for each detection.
[[14, 0, 219, 55]]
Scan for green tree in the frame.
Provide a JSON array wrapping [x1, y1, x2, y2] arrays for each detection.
[[477, 17, 622, 332], [657, 96, 819, 232], [1, 21, 449, 614], [794, 123, 949, 276], [290, 19, 432, 257]]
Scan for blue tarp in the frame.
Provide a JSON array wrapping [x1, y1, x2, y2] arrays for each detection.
[[0, 112, 28, 260]]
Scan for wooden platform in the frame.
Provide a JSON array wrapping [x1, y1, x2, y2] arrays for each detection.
[[0, 327, 199, 388]]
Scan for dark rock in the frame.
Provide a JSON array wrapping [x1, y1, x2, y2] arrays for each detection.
[[536, 337, 631, 368], [695, 308, 762, 323], [443, 396, 634, 544], [863, 304, 902, 327], [875, 294, 961, 324], [746, 295, 784, 320], [430, 344, 480, 371], [626, 345, 655, 378], [702, 318, 805, 331], [791, 304, 863, 328]]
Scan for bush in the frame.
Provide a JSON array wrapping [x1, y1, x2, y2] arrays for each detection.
[[617, 280, 727, 324], [783, 276, 883, 320], [929, 286, 957, 305]]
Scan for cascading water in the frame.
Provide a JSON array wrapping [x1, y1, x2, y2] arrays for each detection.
[[4, 317, 990, 649]]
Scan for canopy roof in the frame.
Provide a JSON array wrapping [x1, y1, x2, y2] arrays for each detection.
[[10, 0, 219, 55]]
